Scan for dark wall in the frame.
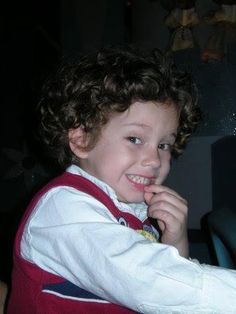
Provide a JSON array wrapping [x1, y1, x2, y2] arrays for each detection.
[[0, 0, 61, 282]]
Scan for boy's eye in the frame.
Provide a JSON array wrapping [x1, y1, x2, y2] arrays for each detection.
[[158, 143, 172, 151], [127, 137, 142, 144]]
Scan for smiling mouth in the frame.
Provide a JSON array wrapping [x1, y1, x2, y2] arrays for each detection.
[[127, 174, 154, 185]]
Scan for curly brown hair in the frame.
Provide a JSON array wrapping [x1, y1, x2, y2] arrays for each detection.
[[39, 45, 201, 168]]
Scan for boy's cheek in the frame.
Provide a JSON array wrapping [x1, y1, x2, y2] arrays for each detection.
[[159, 164, 171, 183], [155, 173, 168, 185]]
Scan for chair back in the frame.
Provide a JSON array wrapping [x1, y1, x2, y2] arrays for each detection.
[[206, 207, 236, 269]]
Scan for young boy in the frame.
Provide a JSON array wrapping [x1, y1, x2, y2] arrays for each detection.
[[7, 46, 236, 313]]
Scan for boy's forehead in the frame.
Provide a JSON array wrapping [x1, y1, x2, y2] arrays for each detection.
[[112, 100, 178, 121], [106, 100, 179, 131]]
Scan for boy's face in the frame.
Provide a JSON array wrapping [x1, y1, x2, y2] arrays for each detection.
[[78, 101, 179, 203]]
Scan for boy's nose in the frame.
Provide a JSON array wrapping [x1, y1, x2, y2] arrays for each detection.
[[141, 149, 161, 168]]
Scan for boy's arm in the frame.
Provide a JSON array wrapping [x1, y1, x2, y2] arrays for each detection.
[[144, 184, 189, 258], [22, 186, 236, 313]]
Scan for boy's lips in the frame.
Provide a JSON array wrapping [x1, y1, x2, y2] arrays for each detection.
[[126, 174, 156, 186]]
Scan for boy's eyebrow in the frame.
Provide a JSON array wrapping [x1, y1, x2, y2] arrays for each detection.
[[170, 133, 177, 141], [121, 122, 151, 129], [122, 122, 177, 139]]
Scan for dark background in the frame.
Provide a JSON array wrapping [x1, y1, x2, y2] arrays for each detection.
[[0, 0, 236, 282]]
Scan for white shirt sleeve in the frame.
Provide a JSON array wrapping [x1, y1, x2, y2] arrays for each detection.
[[21, 186, 236, 313]]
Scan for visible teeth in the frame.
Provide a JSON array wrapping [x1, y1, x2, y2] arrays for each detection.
[[128, 175, 151, 185]]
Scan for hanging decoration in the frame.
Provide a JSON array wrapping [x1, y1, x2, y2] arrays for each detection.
[[163, 0, 199, 52], [202, 0, 236, 61]]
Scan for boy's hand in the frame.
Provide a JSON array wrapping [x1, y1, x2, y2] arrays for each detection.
[[144, 184, 189, 258]]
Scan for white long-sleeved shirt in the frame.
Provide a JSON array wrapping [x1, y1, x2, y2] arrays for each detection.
[[21, 165, 236, 313]]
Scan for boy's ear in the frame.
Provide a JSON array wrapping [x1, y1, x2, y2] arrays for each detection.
[[68, 127, 89, 159]]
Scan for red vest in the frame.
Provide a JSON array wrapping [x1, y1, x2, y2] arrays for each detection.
[[7, 172, 156, 314]]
